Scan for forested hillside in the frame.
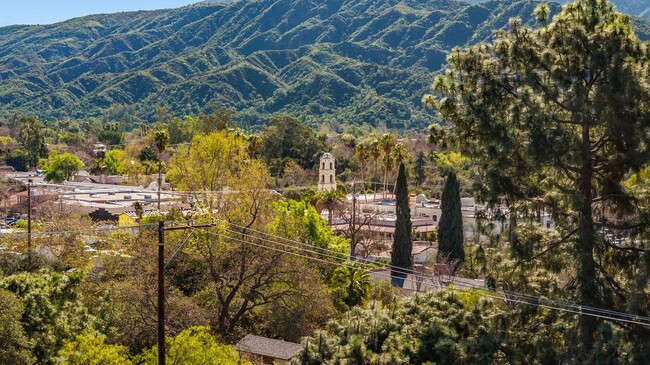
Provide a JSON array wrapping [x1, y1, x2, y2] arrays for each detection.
[[0, 0, 647, 129], [569, 0, 649, 18], [465, 0, 649, 19]]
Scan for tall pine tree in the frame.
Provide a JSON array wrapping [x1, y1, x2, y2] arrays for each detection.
[[391, 164, 412, 286], [437, 170, 464, 267], [424, 0, 650, 350]]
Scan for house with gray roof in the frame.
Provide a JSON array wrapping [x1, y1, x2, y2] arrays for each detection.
[[235, 334, 301, 365]]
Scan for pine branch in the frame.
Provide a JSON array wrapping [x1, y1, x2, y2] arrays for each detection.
[[532, 227, 579, 259], [600, 237, 649, 253]]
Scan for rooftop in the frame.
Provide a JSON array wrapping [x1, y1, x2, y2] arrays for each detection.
[[235, 334, 301, 360]]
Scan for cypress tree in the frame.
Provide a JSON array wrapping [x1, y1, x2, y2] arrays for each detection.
[[437, 170, 464, 266], [391, 164, 412, 285]]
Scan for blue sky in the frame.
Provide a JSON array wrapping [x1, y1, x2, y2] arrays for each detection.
[[0, 1, 200, 26]]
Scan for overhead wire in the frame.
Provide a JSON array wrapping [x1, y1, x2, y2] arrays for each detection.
[[191, 225, 650, 327], [1, 217, 648, 326], [0, 222, 159, 238], [195, 229, 650, 326], [214, 218, 650, 322]]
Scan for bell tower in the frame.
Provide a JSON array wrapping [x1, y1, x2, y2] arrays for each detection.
[[318, 153, 336, 191]]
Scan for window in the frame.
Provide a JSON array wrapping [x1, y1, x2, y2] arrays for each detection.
[[322, 162, 325, 169], [321, 175, 325, 183], [330, 175, 334, 183], [432, 215, 437, 222], [329, 162, 332, 169]]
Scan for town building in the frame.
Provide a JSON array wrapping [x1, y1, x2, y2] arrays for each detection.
[[236, 334, 301, 365], [2, 172, 184, 221]]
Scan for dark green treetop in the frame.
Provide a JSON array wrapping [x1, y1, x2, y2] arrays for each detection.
[[15, 116, 47, 169], [391, 163, 412, 282], [438, 170, 465, 267], [424, 0, 650, 351]]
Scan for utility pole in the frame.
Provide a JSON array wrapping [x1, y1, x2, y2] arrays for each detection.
[[157, 221, 165, 365], [27, 180, 32, 254], [350, 182, 356, 259], [157, 219, 216, 365], [157, 160, 162, 212]]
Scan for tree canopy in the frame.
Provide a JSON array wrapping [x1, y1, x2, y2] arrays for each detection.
[[259, 115, 326, 175], [15, 116, 47, 169], [391, 164, 412, 285], [136, 326, 251, 365], [424, 0, 650, 351], [438, 170, 465, 267], [43, 152, 84, 183]]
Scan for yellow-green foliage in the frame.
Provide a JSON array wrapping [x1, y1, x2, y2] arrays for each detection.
[[13, 220, 40, 230], [58, 330, 132, 365], [434, 151, 468, 171], [0, 136, 16, 145], [136, 326, 251, 365], [166, 131, 248, 194], [452, 286, 495, 310], [625, 165, 650, 187]]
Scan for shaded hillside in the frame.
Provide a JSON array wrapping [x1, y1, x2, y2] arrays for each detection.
[[0, 0, 647, 129]]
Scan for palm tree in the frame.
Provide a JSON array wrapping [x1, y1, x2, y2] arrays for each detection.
[[89, 158, 107, 176], [155, 104, 169, 125], [134, 201, 144, 222], [369, 138, 381, 181], [153, 129, 170, 211], [355, 142, 369, 182], [246, 135, 262, 158], [331, 264, 371, 307], [315, 188, 345, 225], [379, 133, 396, 198], [391, 143, 409, 195], [138, 122, 150, 137]]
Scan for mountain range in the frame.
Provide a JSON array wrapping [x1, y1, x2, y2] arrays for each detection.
[[0, 0, 648, 129]]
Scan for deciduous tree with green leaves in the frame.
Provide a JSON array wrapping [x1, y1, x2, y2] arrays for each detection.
[[103, 149, 124, 175], [57, 330, 131, 365], [43, 152, 84, 183], [259, 115, 326, 175], [166, 131, 248, 209], [136, 326, 251, 365], [424, 0, 650, 351]]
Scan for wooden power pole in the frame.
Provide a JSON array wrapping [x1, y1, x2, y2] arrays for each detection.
[[157, 220, 215, 365]]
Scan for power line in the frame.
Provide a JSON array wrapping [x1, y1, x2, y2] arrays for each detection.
[[2, 217, 648, 326], [0, 222, 158, 238], [216, 218, 650, 322], [154, 217, 650, 324], [192, 226, 650, 327]]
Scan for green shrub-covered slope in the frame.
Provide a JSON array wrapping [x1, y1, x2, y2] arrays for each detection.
[[0, 0, 647, 129]]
